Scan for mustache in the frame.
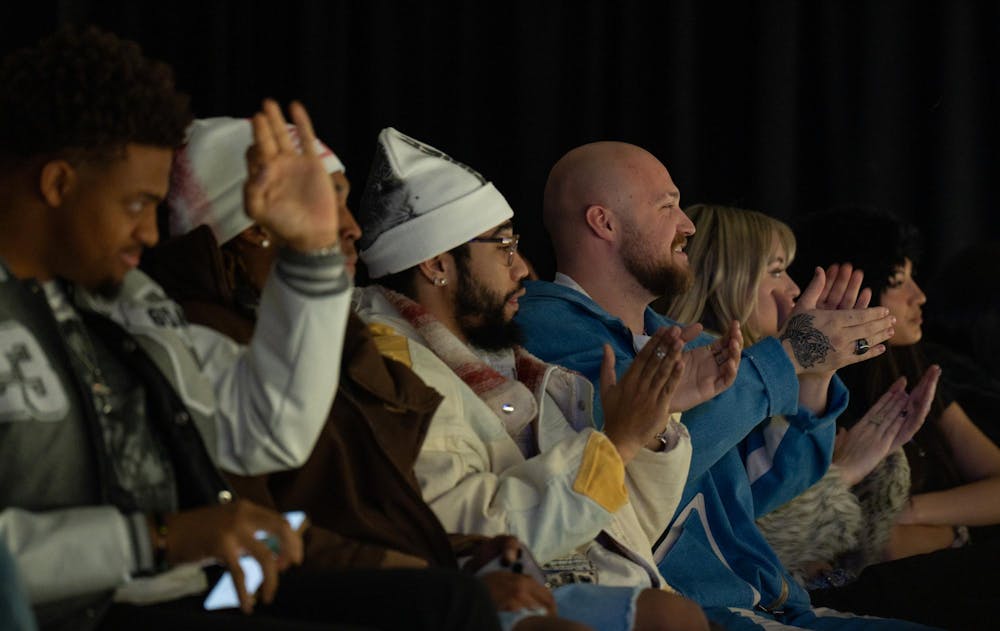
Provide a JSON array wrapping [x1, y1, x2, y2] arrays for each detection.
[[671, 236, 688, 250], [504, 282, 525, 303]]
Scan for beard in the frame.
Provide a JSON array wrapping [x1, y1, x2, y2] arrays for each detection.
[[454, 260, 524, 352], [620, 221, 693, 300]]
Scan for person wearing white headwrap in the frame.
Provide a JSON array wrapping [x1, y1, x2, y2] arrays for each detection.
[[353, 128, 709, 631]]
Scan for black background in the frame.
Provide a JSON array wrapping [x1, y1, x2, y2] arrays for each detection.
[[4, 0, 999, 282]]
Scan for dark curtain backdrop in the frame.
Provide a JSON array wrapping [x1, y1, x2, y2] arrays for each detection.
[[4, 0, 998, 282]]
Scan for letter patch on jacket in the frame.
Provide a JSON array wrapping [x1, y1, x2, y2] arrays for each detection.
[[0, 322, 69, 422]]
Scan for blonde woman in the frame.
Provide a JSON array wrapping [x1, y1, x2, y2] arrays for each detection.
[[659, 205, 981, 629]]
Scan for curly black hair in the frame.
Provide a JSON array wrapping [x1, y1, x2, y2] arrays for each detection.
[[0, 25, 191, 167], [789, 205, 922, 302], [791, 207, 961, 493]]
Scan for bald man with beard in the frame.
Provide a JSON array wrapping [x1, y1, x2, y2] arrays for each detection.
[[515, 143, 937, 630]]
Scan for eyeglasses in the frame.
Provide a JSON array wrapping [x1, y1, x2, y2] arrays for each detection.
[[468, 234, 520, 267]]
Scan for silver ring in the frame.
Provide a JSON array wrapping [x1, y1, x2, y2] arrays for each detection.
[[854, 338, 871, 355], [654, 347, 667, 360]]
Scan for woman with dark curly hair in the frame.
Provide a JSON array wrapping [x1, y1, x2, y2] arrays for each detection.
[[790, 206, 1000, 625]]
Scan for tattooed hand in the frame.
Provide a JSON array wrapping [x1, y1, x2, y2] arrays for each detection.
[[780, 314, 833, 369], [779, 267, 895, 374]]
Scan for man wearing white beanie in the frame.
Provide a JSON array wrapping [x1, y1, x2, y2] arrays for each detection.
[[354, 127, 718, 631], [151, 116, 603, 631]]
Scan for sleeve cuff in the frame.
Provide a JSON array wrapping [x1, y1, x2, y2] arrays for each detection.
[[126, 512, 155, 576], [275, 245, 351, 297]]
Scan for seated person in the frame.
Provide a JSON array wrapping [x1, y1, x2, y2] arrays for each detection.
[[515, 142, 935, 630], [0, 26, 497, 631], [353, 126, 713, 631], [790, 206, 1000, 629], [664, 205, 989, 630], [145, 115, 590, 631]]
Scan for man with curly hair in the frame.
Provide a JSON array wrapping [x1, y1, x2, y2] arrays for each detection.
[[0, 26, 499, 631]]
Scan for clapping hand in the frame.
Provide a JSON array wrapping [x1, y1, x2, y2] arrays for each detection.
[[601, 327, 685, 462], [668, 321, 743, 413], [780, 266, 895, 374], [832, 366, 941, 486]]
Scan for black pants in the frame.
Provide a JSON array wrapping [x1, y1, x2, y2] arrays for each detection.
[[99, 567, 500, 631], [809, 540, 1000, 630]]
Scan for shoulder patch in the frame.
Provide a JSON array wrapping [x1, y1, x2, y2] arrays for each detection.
[[368, 323, 412, 368]]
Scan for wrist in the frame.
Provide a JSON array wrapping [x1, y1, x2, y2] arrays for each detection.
[[829, 463, 861, 487], [605, 432, 639, 463]]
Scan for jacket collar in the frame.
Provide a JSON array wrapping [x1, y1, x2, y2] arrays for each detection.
[[523, 279, 715, 351], [342, 311, 441, 415]]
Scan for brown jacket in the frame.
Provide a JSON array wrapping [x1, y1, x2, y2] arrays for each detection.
[[143, 226, 461, 569]]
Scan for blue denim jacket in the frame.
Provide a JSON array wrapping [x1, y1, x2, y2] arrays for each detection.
[[516, 279, 848, 613]]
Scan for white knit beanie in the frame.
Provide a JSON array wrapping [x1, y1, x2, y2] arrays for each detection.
[[357, 127, 514, 278], [167, 116, 345, 245]]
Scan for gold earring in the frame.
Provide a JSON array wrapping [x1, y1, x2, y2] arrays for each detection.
[[434, 277, 448, 287]]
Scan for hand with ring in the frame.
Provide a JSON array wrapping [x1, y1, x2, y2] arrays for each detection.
[[599, 327, 685, 463], [778, 266, 895, 374], [832, 366, 941, 486], [668, 320, 743, 412]]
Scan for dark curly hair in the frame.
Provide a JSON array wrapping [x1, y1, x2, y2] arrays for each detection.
[[0, 25, 191, 167], [790, 207, 960, 493], [789, 205, 921, 301]]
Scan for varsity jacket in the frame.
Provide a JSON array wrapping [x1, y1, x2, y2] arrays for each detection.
[[516, 279, 847, 615], [0, 249, 350, 622], [352, 285, 692, 589], [143, 226, 458, 569]]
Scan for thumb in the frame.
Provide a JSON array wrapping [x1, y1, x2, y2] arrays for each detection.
[[600, 344, 617, 398], [679, 323, 703, 344], [796, 267, 825, 311]]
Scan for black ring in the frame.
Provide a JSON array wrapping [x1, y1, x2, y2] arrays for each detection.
[[854, 338, 871, 355]]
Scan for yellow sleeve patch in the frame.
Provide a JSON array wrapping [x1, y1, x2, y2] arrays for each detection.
[[572, 432, 628, 512], [368, 323, 412, 368]]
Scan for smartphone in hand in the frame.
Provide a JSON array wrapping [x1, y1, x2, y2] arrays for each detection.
[[202, 510, 307, 610]]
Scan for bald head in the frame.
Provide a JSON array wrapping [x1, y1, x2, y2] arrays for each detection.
[[543, 141, 680, 268]]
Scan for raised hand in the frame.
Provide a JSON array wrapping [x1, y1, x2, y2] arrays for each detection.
[[890, 365, 941, 452], [780, 267, 895, 374], [600, 327, 685, 463], [159, 500, 303, 613], [832, 366, 940, 486], [816, 263, 872, 311], [669, 321, 743, 413], [244, 100, 340, 252], [832, 377, 909, 486]]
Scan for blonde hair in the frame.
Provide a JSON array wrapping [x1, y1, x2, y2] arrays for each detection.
[[663, 204, 796, 345]]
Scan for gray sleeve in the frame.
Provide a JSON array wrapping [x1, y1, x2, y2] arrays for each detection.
[[199, 249, 352, 475]]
